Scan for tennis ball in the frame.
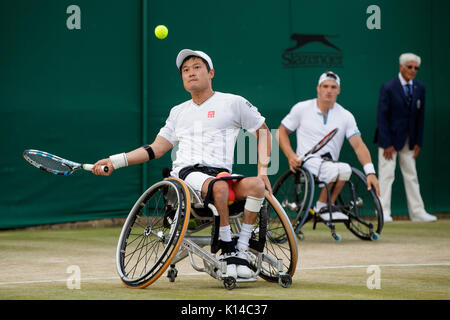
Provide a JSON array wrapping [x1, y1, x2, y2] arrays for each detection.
[[154, 25, 168, 39]]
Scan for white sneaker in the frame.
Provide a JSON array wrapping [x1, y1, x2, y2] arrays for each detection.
[[411, 213, 437, 222], [219, 252, 237, 279], [320, 211, 348, 221], [384, 215, 393, 223], [236, 250, 254, 279]]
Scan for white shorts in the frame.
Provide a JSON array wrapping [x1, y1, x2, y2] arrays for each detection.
[[303, 157, 352, 184], [182, 171, 215, 197]]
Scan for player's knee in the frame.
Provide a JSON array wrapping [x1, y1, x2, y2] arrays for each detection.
[[242, 177, 265, 197], [251, 177, 266, 196], [212, 180, 229, 201], [320, 165, 339, 184], [337, 163, 352, 181]]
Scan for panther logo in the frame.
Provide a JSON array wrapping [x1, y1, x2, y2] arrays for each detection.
[[282, 33, 343, 68], [285, 33, 341, 52]]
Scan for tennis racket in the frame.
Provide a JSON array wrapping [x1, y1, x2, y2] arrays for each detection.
[[298, 128, 338, 161], [23, 149, 108, 176]]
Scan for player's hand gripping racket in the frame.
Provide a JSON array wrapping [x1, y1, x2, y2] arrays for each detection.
[[23, 149, 108, 176], [298, 128, 338, 162]]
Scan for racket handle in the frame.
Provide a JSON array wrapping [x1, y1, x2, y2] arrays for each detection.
[[298, 154, 306, 162], [83, 164, 109, 173]]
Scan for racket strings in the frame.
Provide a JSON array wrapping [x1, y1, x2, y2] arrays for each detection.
[[27, 153, 70, 172]]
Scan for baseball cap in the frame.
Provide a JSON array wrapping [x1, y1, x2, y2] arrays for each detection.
[[318, 71, 340, 87], [176, 49, 214, 70]]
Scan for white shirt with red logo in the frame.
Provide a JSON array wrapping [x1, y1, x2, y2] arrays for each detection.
[[158, 91, 265, 174]]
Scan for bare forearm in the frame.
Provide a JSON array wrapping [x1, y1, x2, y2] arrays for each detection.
[[258, 125, 272, 175], [355, 142, 372, 166], [277, 126, 296, 159], [125, 147, 150, 165]]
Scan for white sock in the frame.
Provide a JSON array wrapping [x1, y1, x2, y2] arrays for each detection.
[[237, 223, 253, 252], [315, 201, 327, 212], [219, 225, 232, 242]]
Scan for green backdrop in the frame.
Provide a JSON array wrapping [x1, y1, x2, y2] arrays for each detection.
[[1, 0, 449, 228]]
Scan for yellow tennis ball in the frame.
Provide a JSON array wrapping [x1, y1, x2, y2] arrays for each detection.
[[154, 25, 168, 39]]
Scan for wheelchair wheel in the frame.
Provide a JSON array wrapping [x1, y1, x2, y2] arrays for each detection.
[[337, 168, 383, 240], [254, 192, 298, 283], [116, 177, 190, 288], [272, 167, 314, 235]]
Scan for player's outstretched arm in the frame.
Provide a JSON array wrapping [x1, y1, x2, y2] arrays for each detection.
[[92, 135, 173, 176]]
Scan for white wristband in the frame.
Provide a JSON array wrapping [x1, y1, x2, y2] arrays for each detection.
[[363, 163, 376, 175], [109, 153, 128, 170]]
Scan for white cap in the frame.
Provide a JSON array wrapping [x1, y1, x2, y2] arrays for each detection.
[[318, 71, 340, 87], [176, 49, 214, 70]]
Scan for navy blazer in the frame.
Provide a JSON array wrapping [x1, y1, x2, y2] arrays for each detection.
[[374, 76, 425, 151]]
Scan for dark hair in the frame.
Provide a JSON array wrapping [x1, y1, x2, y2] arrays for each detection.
[[179, 55, 211, 74]]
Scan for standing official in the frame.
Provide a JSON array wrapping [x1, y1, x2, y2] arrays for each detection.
[[375, 53, 436, 222]]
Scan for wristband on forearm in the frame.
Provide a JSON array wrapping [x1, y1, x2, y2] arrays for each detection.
[[363, 163, 376, 176], [109, 153, 128, 170]]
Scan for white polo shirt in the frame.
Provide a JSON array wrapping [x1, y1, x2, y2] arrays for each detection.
[[158, 91, 265, 175], [281, 98, 360, 161]]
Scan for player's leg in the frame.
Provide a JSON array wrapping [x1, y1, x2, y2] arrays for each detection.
[[197, 176, 239, 278], [232, 177, 266, 278], [329, 162, 353, 203], [304, 158, 340, 216]]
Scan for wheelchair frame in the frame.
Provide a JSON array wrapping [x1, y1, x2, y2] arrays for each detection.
[[116, 176, 298, 290], [273, 166, 384, 242]]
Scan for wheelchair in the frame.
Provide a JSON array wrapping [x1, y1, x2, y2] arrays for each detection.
[[273, 166, 383, 242], [115, 174, 298, 290]]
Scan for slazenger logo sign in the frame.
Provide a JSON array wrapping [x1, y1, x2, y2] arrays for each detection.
[[282, 33, 343, 68]]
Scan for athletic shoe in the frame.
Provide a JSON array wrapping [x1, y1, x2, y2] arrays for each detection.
[[236, 250, 255, 279], [219, 252, 237, 279], [319, 211, 348, 221], [411, 213, 437, 222], [219, 241, 238, 279], [383, 215, 393, 223]]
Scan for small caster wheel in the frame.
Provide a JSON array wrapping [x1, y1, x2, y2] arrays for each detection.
[[370, 232, 379, 241], [332, 233, 341, 242], [278, 274, 292, 288], [223, 277, 236, 290], [296, 230, 305, 241], [167, 266, 178, 282]]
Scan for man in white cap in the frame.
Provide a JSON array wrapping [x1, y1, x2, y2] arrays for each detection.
[[278, 71, 379, 221], [374, 53, 436, 222], [92, 49, 272, 280]]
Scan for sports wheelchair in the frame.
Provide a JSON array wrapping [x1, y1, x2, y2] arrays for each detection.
[[273, 166, 383, 242], [115, 174, 298, 290]]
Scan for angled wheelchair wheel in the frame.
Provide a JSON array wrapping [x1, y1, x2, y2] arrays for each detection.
[[272, 167, 315, 235], [256, 192, 298, 283], [336, 168, 383, 241], [116, 177, 190, 288]]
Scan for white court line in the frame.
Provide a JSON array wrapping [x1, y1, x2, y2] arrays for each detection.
[[298, 262, 450, 270], [1, 263, 449, 286]]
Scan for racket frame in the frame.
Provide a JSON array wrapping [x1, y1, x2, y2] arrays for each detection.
[[23, 149, 104, 175], [298, 128, 338, 161]]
